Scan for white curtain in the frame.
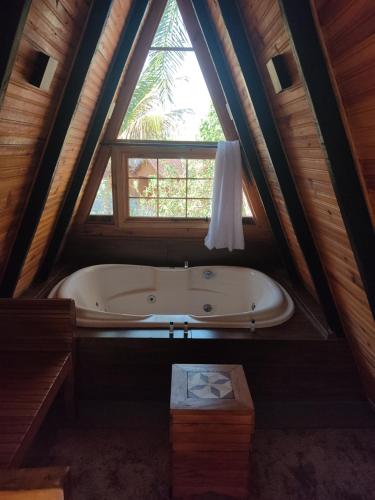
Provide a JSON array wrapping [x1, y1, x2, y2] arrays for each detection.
[[205, 140, 244, 251]]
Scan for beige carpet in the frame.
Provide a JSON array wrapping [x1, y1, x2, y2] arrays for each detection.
[[26, 401, 375, 500]]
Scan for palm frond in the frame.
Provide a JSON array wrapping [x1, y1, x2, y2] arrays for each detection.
[[120, 0, 192, 139], [152, 0, 190, 48]]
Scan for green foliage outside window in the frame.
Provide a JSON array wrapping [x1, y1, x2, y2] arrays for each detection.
[[198, 103, 225, 142], [90, 161, 113, 215], [128, 158, 213, 218]]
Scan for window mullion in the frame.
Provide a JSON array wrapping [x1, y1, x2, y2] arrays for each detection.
[[157, 158, 159, 217], [185, 159, 188, 217]]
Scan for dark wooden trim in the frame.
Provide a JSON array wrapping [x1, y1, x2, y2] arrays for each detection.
[[218, 1, 343, 335], [0, 0, 113, 297], [190, 0, 297, 282], [104, 0, 167, 141], [279, 0, 375, 319], [0, 0, 32, 108], [104, 139, 219, 148], [38, 0, 149, 280], [177, 0, 237, 141], [77, 0, 166, 226]]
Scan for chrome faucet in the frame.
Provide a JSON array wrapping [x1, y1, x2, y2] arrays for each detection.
[[184, 260, 189, 269], [203, 270, 214, 279]]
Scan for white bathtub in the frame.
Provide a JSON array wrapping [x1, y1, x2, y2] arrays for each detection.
[[49, 264, 294, 329]]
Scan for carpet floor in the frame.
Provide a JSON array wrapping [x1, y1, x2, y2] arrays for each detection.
[[25, 401, 375, 500]]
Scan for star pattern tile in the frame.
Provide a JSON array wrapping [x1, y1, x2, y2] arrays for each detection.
[[187, 371, 234, 399]]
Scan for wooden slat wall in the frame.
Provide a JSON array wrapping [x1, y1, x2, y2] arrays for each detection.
[[213, 0, 375, 398], [14, 0, 132, 295], [70, 0, 147, 228], [0, 298, 75, 351], [311, 0, 375, 224], [0, 0, 90, 288], [64, 223, 278, 270], [207, 1, 316, 298]]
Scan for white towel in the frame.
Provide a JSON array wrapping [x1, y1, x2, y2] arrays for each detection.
[[205, 140, 244, 251]]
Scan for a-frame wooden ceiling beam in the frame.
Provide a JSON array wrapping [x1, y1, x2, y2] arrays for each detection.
[[38, 0, 149, 281], [0, 0, 113, 297], [177, 0, 268, 228], [190, 0, 297, 282], [177, 0, 236, 142], [280, 0, 375, 319], [104, 0, 167, 142], [0, 0, 32, 108], [218, 0, 343, 335], [75, 0, 167, 225]]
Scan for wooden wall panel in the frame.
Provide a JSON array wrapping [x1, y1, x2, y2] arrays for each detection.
[[0, 0, 89, 286], [14, 0, 132, 295], [207, 1, 316, 298], [63, 226, 278, 270], [227, 0, 375, 399], [311, 0, 375, 223], [70, 0, 141, 224]]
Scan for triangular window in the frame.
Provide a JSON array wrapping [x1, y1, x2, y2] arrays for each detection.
[[90, 160, 113, 215], [86, 0, 254, 221], [118, 0, 224, 141]]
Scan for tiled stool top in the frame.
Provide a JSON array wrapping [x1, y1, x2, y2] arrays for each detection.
[[171, 364, 253, 414]]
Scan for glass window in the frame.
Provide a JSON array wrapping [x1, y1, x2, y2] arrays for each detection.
[[118, 0, 224, 142], [90, 160, 113, 215], [127, 157, 252, 219]]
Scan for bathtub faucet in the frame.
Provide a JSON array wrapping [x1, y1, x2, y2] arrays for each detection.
[[184, 260, 189, 269], [203, 270, 214, 279]]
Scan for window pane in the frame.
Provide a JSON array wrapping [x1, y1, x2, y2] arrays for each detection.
[[188, 159, 214, 178], [159, 198, 186, 217], [119, 50, 224, 141], [159, 158, 186, 178], [242, 191, 253, 217], [151, 0, 192, 48], [128, 158, 157, 178], [187, 199, 211, 218], [124, 155, 253, 221], [90, 160, 113, 215], [129, 178, 157, 198], [159, 179, 186, 198], [187, 179, 212, 198], [129, 198, 157, 217]]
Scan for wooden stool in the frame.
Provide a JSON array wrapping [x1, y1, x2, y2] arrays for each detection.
[[170, 364, 254, 499]]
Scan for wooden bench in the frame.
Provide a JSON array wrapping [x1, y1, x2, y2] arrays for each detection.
[[0, 299, 76, 468], [0, 466, 71, 499]]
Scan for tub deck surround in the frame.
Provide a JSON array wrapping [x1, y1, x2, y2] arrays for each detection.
[[49, 264, 294, 329]]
